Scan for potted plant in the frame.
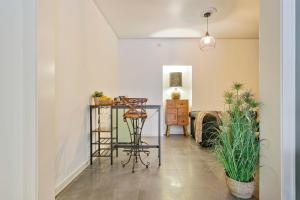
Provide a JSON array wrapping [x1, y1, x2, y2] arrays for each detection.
[[92, 91, 103, 105], [214, 82, 260, 199]]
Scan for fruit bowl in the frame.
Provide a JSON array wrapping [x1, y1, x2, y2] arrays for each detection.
[[97, 99, 113, 106], [94, 95, 113, 105]]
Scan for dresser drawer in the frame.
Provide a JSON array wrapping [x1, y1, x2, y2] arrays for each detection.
[[177, 108, 188, 116], [177, 117, 188, 125], [166, 100, 177, 108], [176, 100, 188, 108], [166, 113, 177, 125], [166, 108, 177, 114]]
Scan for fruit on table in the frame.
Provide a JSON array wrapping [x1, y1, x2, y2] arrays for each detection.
[[100, 96, 112, 101]]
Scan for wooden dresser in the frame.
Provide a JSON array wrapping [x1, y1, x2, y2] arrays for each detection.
[[165, 99, 189, 136]]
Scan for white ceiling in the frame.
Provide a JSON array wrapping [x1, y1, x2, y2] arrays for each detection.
[[94, 0, 259, 39]]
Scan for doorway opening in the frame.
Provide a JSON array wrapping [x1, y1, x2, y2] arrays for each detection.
[[162, 65, 192, 135]]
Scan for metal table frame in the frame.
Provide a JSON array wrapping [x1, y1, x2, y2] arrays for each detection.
[[89, 104, 161, 166]]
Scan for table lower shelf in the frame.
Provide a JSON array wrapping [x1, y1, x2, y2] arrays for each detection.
[[92, 149, 112, 157]]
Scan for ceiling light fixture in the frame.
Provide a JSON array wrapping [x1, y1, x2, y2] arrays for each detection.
[[200, 8, 217, 50]]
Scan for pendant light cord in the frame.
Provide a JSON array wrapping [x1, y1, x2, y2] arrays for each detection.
[[206, 17, 208, 33]]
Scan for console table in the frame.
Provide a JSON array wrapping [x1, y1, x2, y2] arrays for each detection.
[[89, 104, 161, 166]]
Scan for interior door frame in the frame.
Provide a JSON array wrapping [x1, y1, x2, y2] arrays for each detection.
[[281, 0, 296, 199]]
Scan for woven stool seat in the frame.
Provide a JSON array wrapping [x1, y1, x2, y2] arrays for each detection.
[[124, 111, 147, 119]]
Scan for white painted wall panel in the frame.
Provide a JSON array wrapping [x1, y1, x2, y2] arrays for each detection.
[[54, 0, 119, 191]]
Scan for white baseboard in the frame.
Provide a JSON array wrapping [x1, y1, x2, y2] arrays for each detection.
[[55, 160, 90, 196]]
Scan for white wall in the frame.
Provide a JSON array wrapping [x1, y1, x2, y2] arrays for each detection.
[[259, 0, 281, 199], [119, 39, 259, 135], [37, 0, 56, 199], [55, 0, 119, 193], [0, 1, 37, 200], [23, 0, 38, 199], [0, 1, 26, 199], [0, 0, 119, 198], [296, 0, 300, 198]]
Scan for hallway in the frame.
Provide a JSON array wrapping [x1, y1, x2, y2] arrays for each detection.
[[57, 136, 255, 200]]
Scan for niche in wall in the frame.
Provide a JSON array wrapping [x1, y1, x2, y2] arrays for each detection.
[[162, 65, 192, 134]]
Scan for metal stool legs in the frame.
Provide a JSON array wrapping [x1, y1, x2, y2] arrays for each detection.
[[121, 117, 150, 173]]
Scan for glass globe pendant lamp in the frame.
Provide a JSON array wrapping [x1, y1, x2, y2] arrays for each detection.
[[199, 11, 216, 50]]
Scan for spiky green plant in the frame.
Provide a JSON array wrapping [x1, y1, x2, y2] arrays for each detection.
[[92, 91, 103, 97], [214, 82, 260, 182]]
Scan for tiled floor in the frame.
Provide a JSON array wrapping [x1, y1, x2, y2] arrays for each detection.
[[56, 135, 256, 200]]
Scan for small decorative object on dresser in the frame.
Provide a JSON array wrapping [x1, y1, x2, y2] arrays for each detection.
[[165, 99, 189, 136]]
